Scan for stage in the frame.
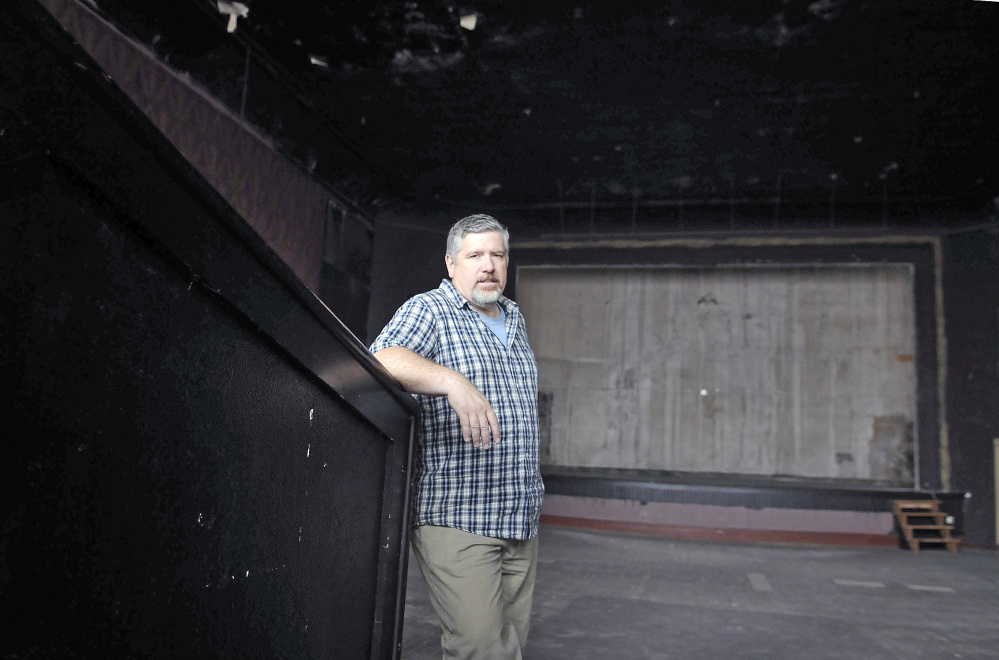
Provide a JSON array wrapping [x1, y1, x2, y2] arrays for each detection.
[[541, 467, 967, 547]]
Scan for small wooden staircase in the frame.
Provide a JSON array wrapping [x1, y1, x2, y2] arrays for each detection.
[[892, 500, 960, 553]]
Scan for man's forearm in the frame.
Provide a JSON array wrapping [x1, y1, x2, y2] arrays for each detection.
[[372, 346, 466, 396], [373, 345, 501, 448]]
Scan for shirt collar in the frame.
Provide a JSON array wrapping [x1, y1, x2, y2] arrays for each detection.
[[438, 278, 514, 315]]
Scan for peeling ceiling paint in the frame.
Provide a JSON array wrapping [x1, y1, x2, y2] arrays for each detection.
[[82, 0, 999, 224]]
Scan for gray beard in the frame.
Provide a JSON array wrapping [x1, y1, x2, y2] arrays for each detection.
[[471, 285, 502, 307]]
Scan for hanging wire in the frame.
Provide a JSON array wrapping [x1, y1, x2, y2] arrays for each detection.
[[239, 41, 250, 119]]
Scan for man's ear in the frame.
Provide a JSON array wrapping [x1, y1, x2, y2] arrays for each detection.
[[445, 253, 455, 278]]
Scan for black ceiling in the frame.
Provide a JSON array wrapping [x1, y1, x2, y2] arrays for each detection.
[[81, 0, 999, 226]]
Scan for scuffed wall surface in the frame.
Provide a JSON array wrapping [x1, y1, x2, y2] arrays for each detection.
[[519, 265, 916, 484], [39, 0, 328, 293]]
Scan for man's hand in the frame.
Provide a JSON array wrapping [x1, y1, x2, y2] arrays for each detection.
[[373, 346, 500, 449], [444, 376, 501, 449]]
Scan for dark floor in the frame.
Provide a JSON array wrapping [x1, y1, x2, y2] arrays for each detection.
[[401, 525, 999, 660]]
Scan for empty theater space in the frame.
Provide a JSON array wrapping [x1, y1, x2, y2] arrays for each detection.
[[3, 1, 998, 658]]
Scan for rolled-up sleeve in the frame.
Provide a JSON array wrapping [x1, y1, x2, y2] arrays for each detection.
[[370, 297, 438, 359]]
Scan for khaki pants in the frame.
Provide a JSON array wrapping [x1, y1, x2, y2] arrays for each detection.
[[411, 525, 539, 660]]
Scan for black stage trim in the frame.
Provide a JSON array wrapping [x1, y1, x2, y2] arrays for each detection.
[[542, 467, 967, 534]]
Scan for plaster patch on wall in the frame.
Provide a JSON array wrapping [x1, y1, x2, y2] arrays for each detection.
[[835, 452, 856, 479], [869, 414, 914, 483]]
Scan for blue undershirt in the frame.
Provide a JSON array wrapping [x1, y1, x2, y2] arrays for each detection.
[[478, 306, 509, 348]]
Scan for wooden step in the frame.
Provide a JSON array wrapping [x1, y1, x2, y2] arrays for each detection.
[[899, 534, 961, 553], [903, 520, 952, 527], [904, 537, 962, 552], [903, 524, 952, 530], [893, 500, 942, 513], [892, 499, 960, 553]]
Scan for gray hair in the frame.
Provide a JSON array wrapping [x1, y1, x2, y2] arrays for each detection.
[[446, 214, 510, 261]]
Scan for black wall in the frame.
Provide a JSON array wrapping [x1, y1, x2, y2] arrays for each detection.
[[943, 227, 999, 547], [2, 3, 416, 657], [366, 212, 450, 344]]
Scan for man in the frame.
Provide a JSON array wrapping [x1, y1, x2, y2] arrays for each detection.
[[370, 214, 543, 660]]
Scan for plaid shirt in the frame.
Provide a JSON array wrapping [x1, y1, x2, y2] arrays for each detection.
[[370, 279, 544, 540]]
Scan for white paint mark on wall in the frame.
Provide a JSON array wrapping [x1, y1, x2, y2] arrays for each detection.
[[310, 408, 314, 422], [307, 443, 310, 457]]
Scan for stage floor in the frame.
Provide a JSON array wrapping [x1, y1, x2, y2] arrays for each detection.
[[401, 525, 999, 660]]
